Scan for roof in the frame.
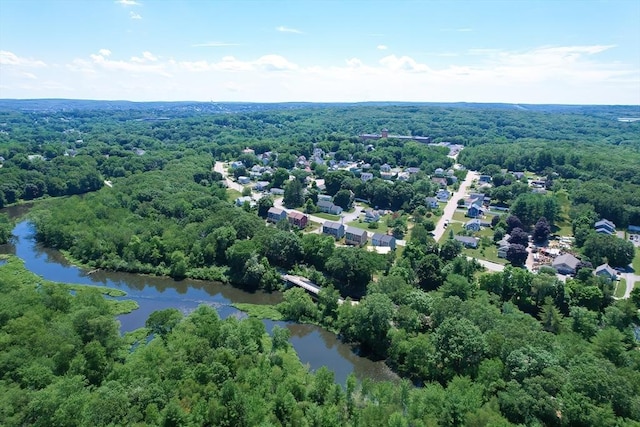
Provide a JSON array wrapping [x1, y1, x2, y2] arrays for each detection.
[[373, 233, 395, 244], [595, 263, 617, 277], [323, 221, 343, 230], [595, 219, 616, 229], [288, 211, 306, 220], [346, 226, 367, 237], [553, 253, 580, 269], [454, 236, 479, 245], [268, 207, 285, 215], [425, 197, 438, 204], [317, 200, 334, 208], [466, 219, 482, 226]]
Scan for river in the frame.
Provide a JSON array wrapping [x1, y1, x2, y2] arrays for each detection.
[[0, 206, 398, 384]]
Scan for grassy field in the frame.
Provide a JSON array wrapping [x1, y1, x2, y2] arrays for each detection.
[[314, 212, 341, 221], [614, 279, 627, 298], [463, 244, 507, 264], [0, 254, 139, 315], [552, 189, 573, 236], [226, 188, 242, 201], [347, 218, 390, 234], [633, 249, 640, 273], [233, 303, 284, 321], [452, 210, 469, 223]]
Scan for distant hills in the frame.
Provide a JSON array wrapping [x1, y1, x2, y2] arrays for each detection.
[[0, 98, 637, 119]]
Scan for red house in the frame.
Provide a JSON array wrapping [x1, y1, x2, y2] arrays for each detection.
[[288, 211, 308, 228]]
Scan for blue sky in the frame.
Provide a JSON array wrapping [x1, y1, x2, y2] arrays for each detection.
[[1, 0, 639, 104]]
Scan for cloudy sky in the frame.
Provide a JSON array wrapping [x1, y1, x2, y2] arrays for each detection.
[[1, 0, 639, 104]]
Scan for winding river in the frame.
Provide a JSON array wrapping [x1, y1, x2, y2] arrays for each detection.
[[0, 205, 398, 384]]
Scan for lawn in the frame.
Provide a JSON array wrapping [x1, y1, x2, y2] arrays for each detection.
[[226, 188, 242, 201], [452, 210, 469, 223], [314, 212, 341, 221], [463, 244, 507, 265], [347, 218, 390, 234], [552, 189, 573, 236], [614, 279, 627, 298], [633, 249, 640, 273]]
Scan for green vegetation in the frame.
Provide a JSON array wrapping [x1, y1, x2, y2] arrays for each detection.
[[233, 302, 284, 320], [615, 279, 627, 298], [314, 212, 341, 221], [0, 255, 138, 315], [2, 102, 640, 425]]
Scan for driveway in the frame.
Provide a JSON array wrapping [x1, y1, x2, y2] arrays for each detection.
[[214, 161, 244, 192], [467, 257, 505, 272], [433, 170, 479, 242], [618, 271, 639, 299]]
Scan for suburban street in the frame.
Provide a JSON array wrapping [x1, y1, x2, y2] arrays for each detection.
[[432, 169, 479, 242], [214, 161, 244, 192]]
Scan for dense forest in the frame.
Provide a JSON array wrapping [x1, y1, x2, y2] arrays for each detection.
[[1, 101, 639, 425]]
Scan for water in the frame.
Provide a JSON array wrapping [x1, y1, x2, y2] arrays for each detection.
[[0, 216, 398, 384]]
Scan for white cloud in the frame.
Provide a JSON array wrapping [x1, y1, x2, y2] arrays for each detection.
[[377, 45, 388, 50], [276, 26, 302, 34], [2, 44, 637, 104], [192, 41, 240, 47], [116, 0, 140, 6], [129, 11, 142, 20], [0, 51, 47, 67]]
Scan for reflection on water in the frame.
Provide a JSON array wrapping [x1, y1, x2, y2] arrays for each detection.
[[0, 218, 399, 384]]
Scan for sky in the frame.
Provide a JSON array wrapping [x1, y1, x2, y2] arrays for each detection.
[[1, 0, 639, 105]]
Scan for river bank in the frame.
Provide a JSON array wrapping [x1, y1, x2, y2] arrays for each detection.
[[0, 218, 399, 384]]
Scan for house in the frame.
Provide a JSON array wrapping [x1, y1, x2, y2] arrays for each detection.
[[270, 188, 285, 196], [288, 211, 308, 228], [345, 227, 368, 246], [372, 233, 396, 249], [434, 167, 445, 176], [552, 253, 581, 275], [436, 189, 450, 201], [594, 219, 616, 235], [323, 221, 345, 239], [479, 175, 492, 183], [238, 176, 251, 185], [364, 209, 381, 222], [511, 171, 526, 180], [235, 196, 256, 207], [318, 194, 332, 202], [397, 172, 410, 181], [628, 225, 640, 233], [454, 236, 480, 249], [425, 197, 439, 209], [594, 263, 617, 281], [465, 219, 483, 232], [317, 200, 343, 215], [380, 163, 392, 172], [254, 181, 270, 191], [497, 242, 510, 258], [432, 177, 448, 187], [267, 207, 287, 223], [406, 167, 421, 174], [242, 147, 255, 155], [381, 172, 395, 180], [467, 203, 485, 218], [360, 172, 374, 182], [231, 161, 244, 169]]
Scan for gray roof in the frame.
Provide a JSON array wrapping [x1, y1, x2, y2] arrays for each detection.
[[317, 200, 333, 208], [595, 263, 617, 277], [323, 221, 343, 230], [553, 253, 580, 269], [373, 233, 395, 244], [346, 226, 367, 237], [268, 207, 285, 215], [454, 236, 479, 245], [595, 219, 616, 229]]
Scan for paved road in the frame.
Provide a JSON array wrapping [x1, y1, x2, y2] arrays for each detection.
[[214, 161, 245, 192], [468, 257, 505, 272], [433, 170, 479, 242]]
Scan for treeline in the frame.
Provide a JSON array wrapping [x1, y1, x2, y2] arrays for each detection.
[[459, 141, 640, 226], [1, 260, 516, 426]]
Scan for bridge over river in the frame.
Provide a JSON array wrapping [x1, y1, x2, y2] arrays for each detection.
[[282, 274, 358, 305]]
